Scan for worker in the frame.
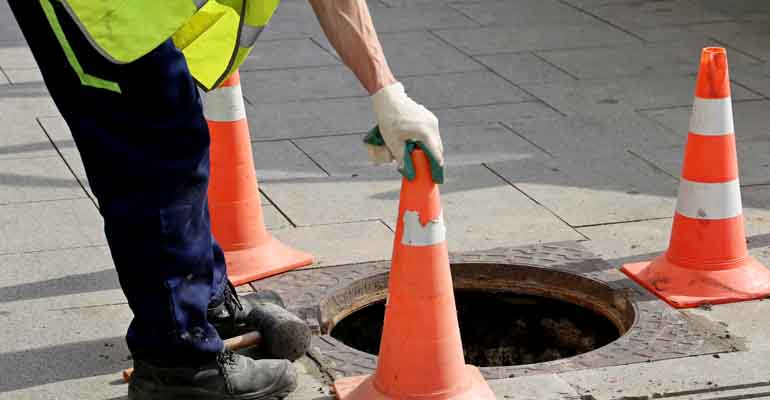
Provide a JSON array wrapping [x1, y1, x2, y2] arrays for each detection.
[[7, 0, 444, 399]]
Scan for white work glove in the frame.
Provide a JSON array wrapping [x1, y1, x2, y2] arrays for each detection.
[[368, 82, 444, 170]]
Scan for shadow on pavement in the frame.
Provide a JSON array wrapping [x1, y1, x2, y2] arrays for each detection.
[[0, 268, 119, 304]]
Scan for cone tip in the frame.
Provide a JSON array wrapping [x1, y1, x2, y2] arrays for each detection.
[[695, 46, 730, 99]]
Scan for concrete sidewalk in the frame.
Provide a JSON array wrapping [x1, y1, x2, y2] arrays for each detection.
[[1, 0, 769, 399]]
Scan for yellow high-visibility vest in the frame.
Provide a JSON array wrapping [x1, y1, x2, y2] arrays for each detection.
[[57, 0, 280, 91]]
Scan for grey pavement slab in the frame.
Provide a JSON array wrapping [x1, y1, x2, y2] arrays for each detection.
[[733, 63, 770, 97], [0, 199, 105, 254], [378, 31, 484, 77], [432, 102, 563, 126], [272, 221, 394, 267], [452, 0, 596, 27], [368, 4, 479, 32], [240, 38, 339, 71], [639, 100, 770, 143], [707, 32, 770, 62], [586, 0, 733, 32], [263, 204, 292, 231], [558, 350, 770, 400], [59, 148, 92, 198], [633, 139, 770, 186], [433, 23, 640, 55], [0, 44, 36, 70], [400, 71, 534, 109], [0, 84, 57, 115], [0, 71, 7, 85], [285, 358, 333, 400], [0, 246, 121, 307], [489, 374, 579, 399], [241, 66, 366, 105], [0, 303, 132, 395], [688, 300, 770, 352], [522, 75, 761, 116], [537, 40, 761, 80], [0, 2, 24, 43], [505, 112, 681, 159], [246, 97, 375, 141], [252, 140, 327, 181], [0, 117, 58, 160], [3, 68, 42, 84], [487, 153, 679, 227], [0, 372, 127, 400], [475, 52, 577, 84], [295, 123, 550, 177], [262, 165, 581, 252], [0, 156, 85, 205]]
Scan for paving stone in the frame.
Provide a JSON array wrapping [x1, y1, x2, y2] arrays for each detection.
[[246, 97, 375, 141], [296, 123, 549, 178], [522, 75, 761, 116], [433, 23, 639, 55], [732, 63, 770, 98], [0, 85, 57, 115], [558, 350, 770, 400], [285, 358, 333, 400], [0, 246, 120, 307], [379, 31, 484, 77], [433, 102, 563, 126], [241, 66, 366, 105], [487, 153, 679, 226], [400, 71, 533, 109], [0, 199, 105, 254], [452, 0, 596, 27], [259, 1, 327, 40], [240, 38, 339, 72], [252, 140, 327, 181], [0, 156, 85, 205], [689, 300, 770, 352], [508, 112, 681, 159], [475, 52, 576, 84], [699, 0, 770, 18], [639, 100, 770, 143], [4, 68, 42, 84], [0, 373, 128, 400], [537, 40, 760, 80], [58, 148, 92, 197], [704, 32, 770, 62], [0, 45, 36, 70], [263, 165, 581, 252], [488, 374, 579, 399], [0, 2, 24, 43], [0, 117, 58, 160], [272, 221, 394, 267], [634, 139, 770, 186], [0, 304, 132, 394], [588, 0, 733, 32], [0, 71, 7, 85], [368, 5, 479, 32], [262, 204, 292, 231]]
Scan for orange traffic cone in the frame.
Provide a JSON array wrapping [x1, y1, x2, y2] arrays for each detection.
[[333, 148, 495, 400], [622, 47, 770, 308], [204, 71, 314, 286]]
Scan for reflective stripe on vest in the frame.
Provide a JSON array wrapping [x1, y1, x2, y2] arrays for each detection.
[[58, 0, 280, 91]]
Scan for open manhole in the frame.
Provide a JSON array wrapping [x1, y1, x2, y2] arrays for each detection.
[[251, 243, 736, 379], [330, 289, 621, 367]]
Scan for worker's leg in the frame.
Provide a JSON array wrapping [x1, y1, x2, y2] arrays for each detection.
[[7, 0, 226, 364]]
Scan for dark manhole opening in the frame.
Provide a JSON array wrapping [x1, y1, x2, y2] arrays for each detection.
[[329, 289, 621, 367]]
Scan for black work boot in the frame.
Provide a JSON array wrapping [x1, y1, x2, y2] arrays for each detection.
[[128, 350, 297, 400], [208, 280, 284, 339]]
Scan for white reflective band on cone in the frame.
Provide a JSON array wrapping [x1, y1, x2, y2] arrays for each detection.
[[202, 85, 247, 122], [676, 178, 742, 220], [689, 97, 734, 136], [401, 210, 446, 246]]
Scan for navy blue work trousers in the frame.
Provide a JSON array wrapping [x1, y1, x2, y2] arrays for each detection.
[[8, 0, 227, 364]]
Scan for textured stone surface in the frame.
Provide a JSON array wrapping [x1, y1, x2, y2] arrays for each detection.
[[378, 31, 484, 77], [400, 71, 534, 109], [433, 23, 639, 55], [240, 39, 339, 71], [476, 52, 576, 84], [0, 156, 85, 205], [3, 68, 43, 84], [0, 199, 105, 254], [433, 102, 563, 126], [587, 0, 733, 32], [488, 374, 579, 399], [523, 75, 761, 116], [453, 0, 596, 27], [252, 140, 327, 181], [241, 66, 366, 105], [488, 153, 679, 226]]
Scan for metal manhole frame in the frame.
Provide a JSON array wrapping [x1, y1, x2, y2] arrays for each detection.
[[251, 241, 736, 380]]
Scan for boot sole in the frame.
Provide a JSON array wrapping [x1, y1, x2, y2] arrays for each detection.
[[128, 370, 298, 400]]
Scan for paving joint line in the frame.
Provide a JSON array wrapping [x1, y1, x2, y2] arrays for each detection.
[[574, 216, 672, 229], [0, 243, 107, 257], [49, 302, 128, 312], [308, 36, 342, 62], [258, 188, 299, 228], [288, 139, 331, 176], [555, 0, 647, 42], [709, 37, 766, 64], [35, 117, 99, 208], [481, 163, 588, 240], [378, 218, 395, 233], [529, 51, 581, 81], [0, 195, 88, 208], [239, 62, 343, 73], [627, 149, 679, 180], [498, 121, 555, 158], [444, 2, 485, 27], [426, 29, 568, 117], [290, 218, 391, 229]]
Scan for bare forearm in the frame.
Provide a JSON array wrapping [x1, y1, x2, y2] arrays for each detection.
[[308, 0, 396, 95]]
